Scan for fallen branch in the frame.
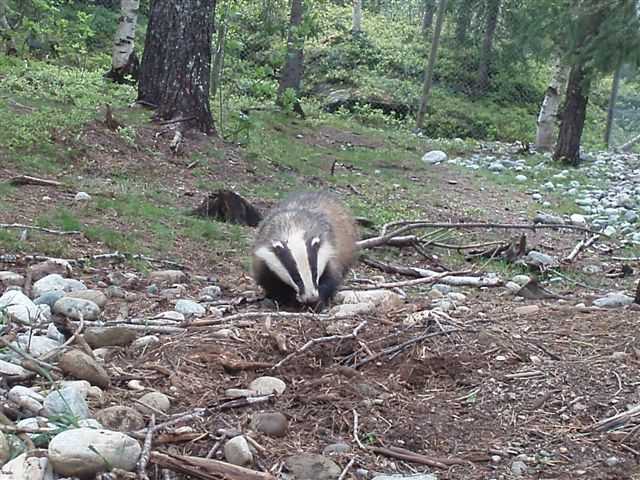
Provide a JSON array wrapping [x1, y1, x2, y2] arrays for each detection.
[[9, 175, 64, 188], [137, 414, 155, 480], [272, 321, 367, 370], [0, 223, 82, 236], [562, 234, 600, 264], [150, 451, 276, 480], [589, 404, 640, 432]]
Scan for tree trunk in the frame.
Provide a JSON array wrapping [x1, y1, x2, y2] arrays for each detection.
[[476, 0, 500, 93], [277, 0, 305, 116], [210, 7, 228, 101], [553, 63, 590, 166], [138, 0, 215, 134], [416, 0, 448, 130], [535, 58, 569, 151], [604, 63, 623, 149], [106, 0, 140, 83], [454, 0, 473, 45], [421, 0, 435, 35], [0, 0, 16, 56], [352, 0, 363, 33]]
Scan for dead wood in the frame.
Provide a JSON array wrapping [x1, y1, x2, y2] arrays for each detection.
[[0, 223, 82, 236], [8, 175, 64, 188], [361, 256, 445, 278], [191, 190, 262, 227], [636, 280, 640, 305], [371, 446, 448, 469], [137, 414, 155, 480], [150, 451, 276, 480], [562, 234, 599, 264], [219, 356, 273, 373]]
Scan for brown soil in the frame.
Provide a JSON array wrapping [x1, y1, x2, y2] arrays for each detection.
[[2, 120, 640, 479]]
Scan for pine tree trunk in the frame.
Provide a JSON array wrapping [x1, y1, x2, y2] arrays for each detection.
[[421, 0, 435, 35], [352, 0, 363, 33], [454, 0, 473, 45], [604, 63, 622, 148], [106, 0, 140, 83], [553, 64, 590, 166], [277, 0, 305, 115], [476, 0, 500, 93], [0, 0, 16, 56], [535, 59, 569, 151], [138, 0, 215, 134], [416, 0, 448, 130]]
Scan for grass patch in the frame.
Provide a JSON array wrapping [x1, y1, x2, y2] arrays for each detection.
[[84, 225, 138, 251]]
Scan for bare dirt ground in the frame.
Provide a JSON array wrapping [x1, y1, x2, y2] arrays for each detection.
[[2, 120, 640, 479]]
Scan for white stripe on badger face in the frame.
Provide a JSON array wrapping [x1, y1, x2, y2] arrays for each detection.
[[254, 246, 298, 292], [316, 240, 335, 282], [288, 230, 319, 303]]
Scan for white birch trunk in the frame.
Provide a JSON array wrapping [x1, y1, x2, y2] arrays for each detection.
[[352, 0, 363, 33], [535, 59, 569, 151], [112, 0, 140, 71]]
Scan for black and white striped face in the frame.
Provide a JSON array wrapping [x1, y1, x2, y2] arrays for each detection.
[[255, 230, 334, 305]]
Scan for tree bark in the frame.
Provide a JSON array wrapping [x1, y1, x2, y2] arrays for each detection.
[[535, 58, 569, 151], [553, 63, 590, 165], [454, 0, 473, 45], [421, 0, 435, 35], [476, 0, 500, 93], [352, 0, 363, 33], [277, 0, 305, 116], [604, 63, 623, 148], [106, 0, 140, 83], [138, 0, 215, 134], [0, 0, 16, 56], [416, 0, 448, 130]]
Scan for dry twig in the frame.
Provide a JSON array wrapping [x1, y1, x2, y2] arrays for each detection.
[[150, 451, 275, 480], [0, 223, 82, 236], [138, 414, 155, 480]]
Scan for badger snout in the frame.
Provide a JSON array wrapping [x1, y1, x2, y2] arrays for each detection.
[[296, 289, 320, 305]]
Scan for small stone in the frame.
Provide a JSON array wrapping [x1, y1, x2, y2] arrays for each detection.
[[12, 334, 61, 358], [323, 443, 351, 456], [611, 351, 627, 361], [32, 274, 86, 298], [174, 299, 206, 317], [335, 289, 403, 309], [43, 386, 90, 419], [603, 225, 617, 237], [0, 271, 24, 287], [605, 456, 620, 467], [132, 335, 160, 349], [0, 359, 30, 377], [515, 175, 527, 182], [136, 391, 171, 415], [530, 355, 542, 364], [128, 380, 146, 391], [65, 289, 108, 308], [532, 193, 543, 201], [250, 412, 288, 437], [59, 349, 111, 388], [153, 310, 185, 322], [491, 455, 502, 463], [84, 326, 137, 348], [505, 281, 521, 293], [96, 406, 145, 432], [74, 191, 92, 202], [329, 302, 375, 317], [249, 376, 286, 395], [105, 285, 126, 298], [511, 275, 531, 286], [8, 385, 45, 415], [224, 435, 253, 466], [511, 460, 528, 476], [0, 289, 49, 325], [285, 454, 341, 480], [533, 213, 564, 225], [488, 161, 505, 172], [53, 297, 101, 321], [570, 213, 587, 226], [199, 285, 222, 301], [525, 250, 558, 269], [447, 292, 466, 302], [48, 428, 140, 477], [421, 150, 447, 164], [149, 270, 187, 286], [33, 290, 65, 308], [514, 305, 540, 315]]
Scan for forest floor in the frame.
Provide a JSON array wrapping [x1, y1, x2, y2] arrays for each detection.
[[1, 104, 640, 480]]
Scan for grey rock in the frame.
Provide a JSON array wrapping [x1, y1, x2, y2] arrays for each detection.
[[0, 271, 24, 287], [153, 310, 185, 322], [43, 386, 90, 419], [34, 291, 65, 308], [603, 225, 617, 237], [74, 191, 92, 202], [105, 285, 126, 298], [59, 349, 111, 388], [524, 250, 558, 269], [46, 323, 65, 343], [0, 359, 30, 377], [224, 435, 253, 466], [515, 174, 528, 182], [95, 406, 145, 432], [533, 213, 564, 225], [505, 281, 522, 293], [199, 285, 222, 301], [570, 213, 587, 226], [175, 299, 206, 317], [624, 210, 638, 223], [0, 290, 50, 325], [250, 412, 288, 437], [8, 385, 45, 415], [0, 430, 10, 465], [593, 293, 634, 309], [149, 270, 187, 286], [605, 456, 620, 467], [249, 376, 286, 395], [322, 442, 351, 456], [329, 302, 374, 317], [421, 150, 447, 165], [447, 292, 466, 302], [511, 460, 528, 476], [159, 286, 186, 300], [532, 193, 543, 201], [284, 454, 341, 480], [64, 290, 107, 308], [48, 428, 140, 477], [32, 274, 86, 298], [53, 297, 100, 321], [136, 391, 171, 415], [84, 326, 137, 348], [12, 334, 62, 358], [511, 275, 531, 286], [488, 161, 505, 172], [0, 450, 53, 479], [132, 335, 160, 349]]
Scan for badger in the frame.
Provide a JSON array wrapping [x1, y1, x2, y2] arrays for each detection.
[[252, 191, 359, 308]]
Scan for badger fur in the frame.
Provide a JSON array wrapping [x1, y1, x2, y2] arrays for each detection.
[[252, 191, 358, 308]]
